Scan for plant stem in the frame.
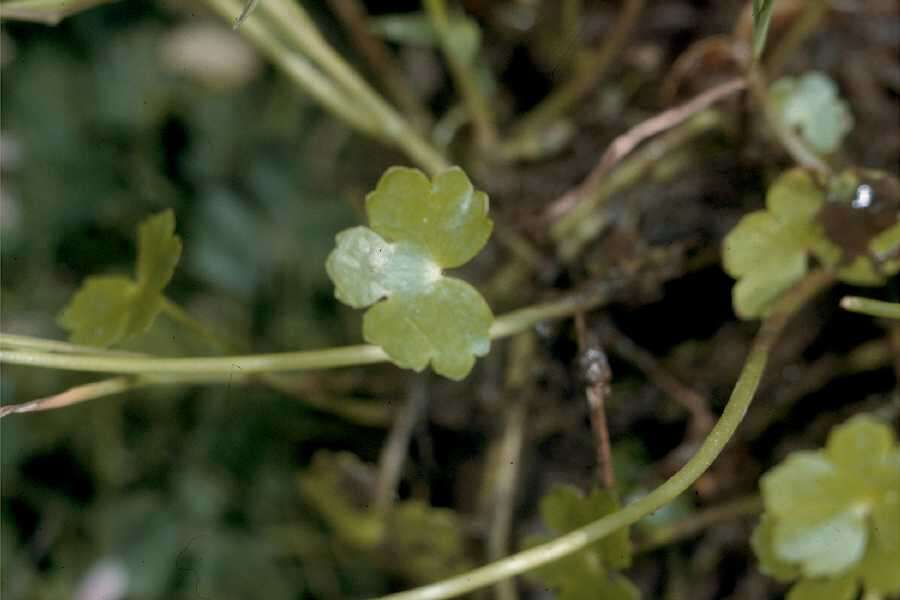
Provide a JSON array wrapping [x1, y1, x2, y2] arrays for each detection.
[[423, 0, 498, 148], [370, 270, 832, 600], [840, 296, 900, 320], [0, 280, 624, 375], [160, 298, 237, 353], [0, 333, 142, 356], [635, 495, 762, 554], [0, 376, 140, 417], [765, 0, 828, 78], [262, 0, 449, 174], [326, 0, 432, 131], [205, 0, 382, 137], [0, 0, 115, 24]]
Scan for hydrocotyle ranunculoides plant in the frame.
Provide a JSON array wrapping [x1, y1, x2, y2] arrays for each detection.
[[751, 415, 900, 600], [326, 166, 493, 380], [723, 168, 900, 319], [58, 209, 182, 347]]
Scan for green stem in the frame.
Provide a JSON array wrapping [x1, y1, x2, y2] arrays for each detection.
[[369, 271, 832, 600], [0, 333, 142, 356], [423, 0, 497, 148], [0, 0, 115, 24], [840, 296, 900, 320], [262, 0, 449, 174], [205, 0, 383, 137], [0, 281, 623, 375], [160, 298, 242, 353]]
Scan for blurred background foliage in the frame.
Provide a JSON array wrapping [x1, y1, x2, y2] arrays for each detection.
[[1, 1, 898, 599]]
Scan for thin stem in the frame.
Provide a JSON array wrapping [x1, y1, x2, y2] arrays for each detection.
[[374, 375, 430, 514], [635, 495, 762, 554], [840, 296, 900, 320], [0, 333, 143, 356], [0, 0, 114, 24], [0, 280, 623, 375], [205, 0, 382, 137], [370, 271, 832, 600], [765, 0, 828, 78], [506, 0, 644, 148], [262, 0, 449, 174], [160, 298, 237, 353], [747, 64, 831, 175], [0, 377, 140, 417], [326, 0, 432, 131], [575, 313, 615, 490], [423, 0, 498, 148]]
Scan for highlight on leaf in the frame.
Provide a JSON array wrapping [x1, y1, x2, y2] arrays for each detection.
[[751, 414, 900, 599], [57, 210, 182, 347], [524, 485, 640, 600], [326, 166, 493, 381]]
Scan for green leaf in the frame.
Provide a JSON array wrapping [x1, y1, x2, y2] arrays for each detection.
[[769, 72, 853, 154], [722, 169, 823, 319], [762, 452, 868, 576], [326, 167, 494, 380], [58, 210, 181, 347], [366, 167, 492, 269], [527, 485, 638, 599], [297, 451, 384, 549], [384, 500, 473, 584], [752, 0, 776, 59], [786, 574, 858, 600], [755, 414, 900, 594], [751, 515, 802, 583], [136, 209, 182, 292]]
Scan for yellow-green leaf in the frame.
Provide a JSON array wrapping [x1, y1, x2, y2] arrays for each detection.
[[136, 208, 182, 292], [326, 167, 494, 380]]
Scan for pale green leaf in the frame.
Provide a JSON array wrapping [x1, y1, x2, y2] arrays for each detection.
[[786, 574, 858, 600], [855, 521, 900, 595], [57, 275, 141, 347], [766, 168, 825, 222], [769, 72, 853, 154], [366, 166, 492, 269], [751, 515, 801, 583], [326, 167, 494, 380], [362, 278, 492, 380], [752, 0, 775, 59], [136, 208, 182, 292], [825, 415, 895, 477], [762, 452, 868, 576]]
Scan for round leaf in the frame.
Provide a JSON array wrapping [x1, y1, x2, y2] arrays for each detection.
[[362, 278, 492, 380], [366, 166, 492, 269]]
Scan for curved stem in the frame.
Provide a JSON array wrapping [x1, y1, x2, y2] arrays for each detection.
[[0, 280, 622, 375], [370, 270, 832, 600]]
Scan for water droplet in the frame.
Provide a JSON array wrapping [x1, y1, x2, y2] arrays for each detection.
[[851, 184, 872, 209]]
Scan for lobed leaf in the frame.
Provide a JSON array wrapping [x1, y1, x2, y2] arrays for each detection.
[[527, 485, 638, 599], [769, 72, 853, 154], [752, 414, 900, 595], [326, 167, 494, 380], [58, 210, 181, 347], [722, 169, 822, 319]]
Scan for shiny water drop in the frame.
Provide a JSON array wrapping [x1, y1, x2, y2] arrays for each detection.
[[851, 184, 873, 209]]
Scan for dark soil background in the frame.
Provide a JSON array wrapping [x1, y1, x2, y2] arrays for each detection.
[[1, 1, 898, 599]]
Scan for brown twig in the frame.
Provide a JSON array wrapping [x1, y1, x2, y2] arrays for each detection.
[[0, 377, 140, 417], [545, 77, 747, 223], [575, 313, 616, 490]]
